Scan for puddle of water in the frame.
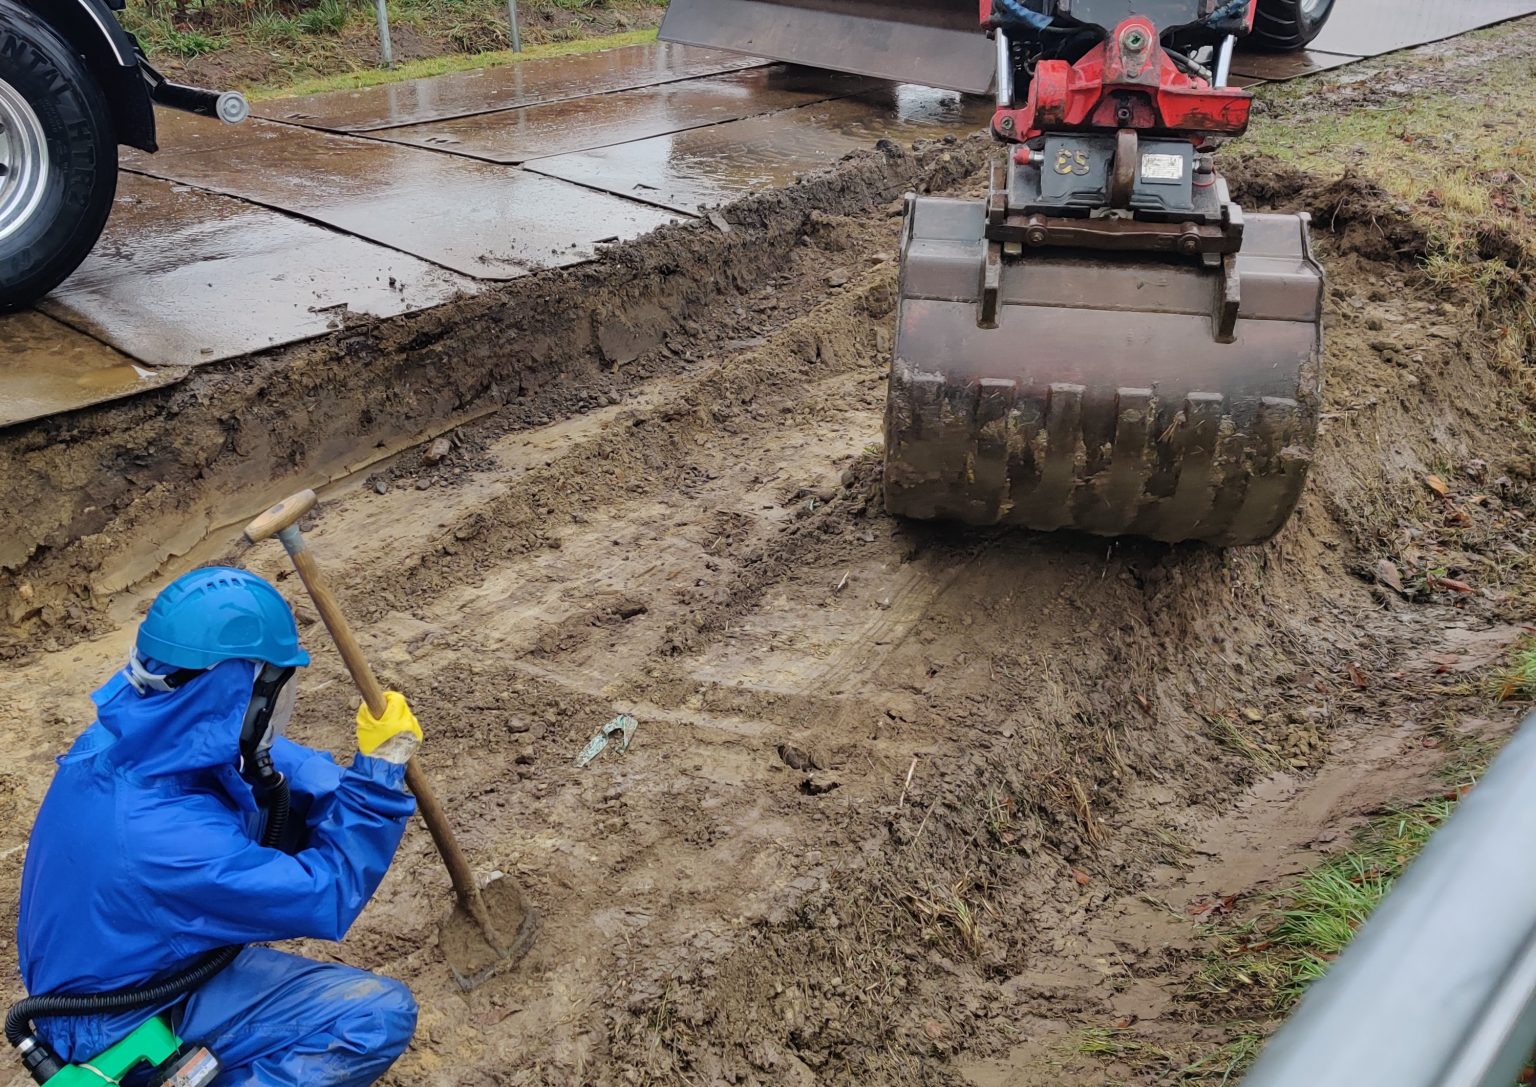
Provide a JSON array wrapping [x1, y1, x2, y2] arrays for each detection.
[[75, 362, 162, 389], [528, 85, 990, 213], [259, 43, 766, 132], [0, 311, 185, 429], [127, 114, 681, 279], [1228, 49, 1362, 80]]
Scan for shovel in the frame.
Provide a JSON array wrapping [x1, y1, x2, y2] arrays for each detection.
[[243, 488, 539, 990]]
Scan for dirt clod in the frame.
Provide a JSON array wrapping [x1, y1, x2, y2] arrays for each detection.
[[777, 744, 824, 771]]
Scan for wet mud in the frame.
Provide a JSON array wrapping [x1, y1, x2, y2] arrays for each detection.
[[4, 25, 1536, 1087], [0, 135, 985, 652], [438, 875, 541, 991]]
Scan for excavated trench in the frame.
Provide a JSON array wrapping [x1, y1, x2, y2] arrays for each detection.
[[0, 136, 987, 655], [4, 31, 1536, 1087]]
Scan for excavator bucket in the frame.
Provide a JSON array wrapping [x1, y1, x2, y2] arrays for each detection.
[[659, 0, 995, 95], [884, 197, 1325, 546]]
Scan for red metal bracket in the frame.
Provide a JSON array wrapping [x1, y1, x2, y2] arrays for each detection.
[[991, 14, 1253, 146]]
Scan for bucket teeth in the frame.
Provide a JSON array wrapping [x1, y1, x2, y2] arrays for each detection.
[[884, 197, 1324, 547], [1033, 383, 1086, 532]]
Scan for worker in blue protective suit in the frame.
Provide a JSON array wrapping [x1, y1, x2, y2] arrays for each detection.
[[16, 566, 426, 1086]]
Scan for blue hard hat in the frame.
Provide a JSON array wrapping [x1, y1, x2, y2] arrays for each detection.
[[136, 566, 310, 672]]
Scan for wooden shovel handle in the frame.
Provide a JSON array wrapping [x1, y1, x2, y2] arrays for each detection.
[[246, 497, 486, 912]]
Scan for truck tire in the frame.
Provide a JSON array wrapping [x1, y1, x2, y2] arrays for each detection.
[[0, 0, 117, 312], [1247, 0, 1336, 52]]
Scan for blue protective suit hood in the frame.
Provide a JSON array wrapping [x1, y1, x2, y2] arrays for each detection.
[[83, 657, 259, 781]]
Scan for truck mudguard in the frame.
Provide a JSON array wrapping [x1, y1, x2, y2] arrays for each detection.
[[15, 0, 157, 150]]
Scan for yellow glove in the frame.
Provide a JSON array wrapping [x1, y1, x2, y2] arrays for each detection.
[[356, 691, 423, 759]]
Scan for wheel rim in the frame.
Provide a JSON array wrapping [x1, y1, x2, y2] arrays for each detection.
[[0, 76, 51, 245], [1300, 0, 1327, 15]]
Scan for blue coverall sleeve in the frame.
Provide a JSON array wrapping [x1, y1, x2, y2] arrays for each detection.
[[269, 738, 345, 847], [271, 737, 343, 810], [128, 756, 416, 950]]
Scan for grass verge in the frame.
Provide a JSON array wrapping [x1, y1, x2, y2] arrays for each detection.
[[121, 0, 663, 97], [1241, 36, 1536, 381], [1493, 638, 1536, 703], [1072, 789, 1472, 1086], [252, 26, 657, 99], [1193, 797, 1459, 1012], [1079, 1028, 1265, 1087]]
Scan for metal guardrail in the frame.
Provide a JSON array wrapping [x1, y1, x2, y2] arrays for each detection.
[[1242, 710, 1536, 1087]]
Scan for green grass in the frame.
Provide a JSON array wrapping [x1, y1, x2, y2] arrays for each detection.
[[1493, 639, 1536, 703], [1079, 1028, 1264, 1086], [133, 21, 227, 58], [1268, 803, 1450, 995], [295, 0, 350, 35], [248, 26, 657, 99], [119, 0, 661, 98], [1194, 795, 1458, 1012], [1188, 788, 1536, 1087], [246, 6, 303, 45], [1242, 45, 1536, 378], [1074, 789, 1471, 1085]]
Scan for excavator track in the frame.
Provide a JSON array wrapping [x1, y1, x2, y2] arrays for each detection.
[[883, 196, 1325, 546]]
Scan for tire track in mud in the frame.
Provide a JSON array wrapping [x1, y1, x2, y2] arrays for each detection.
[[336, 261, 904, 622], [201, 261, 954, 1083], [288, 239, 1159, 1083], [348, 354, 1248, 1085], [407, 162, 1536, 1084]]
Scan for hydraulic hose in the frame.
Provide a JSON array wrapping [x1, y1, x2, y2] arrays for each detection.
[[5, 778, 290, 1051]]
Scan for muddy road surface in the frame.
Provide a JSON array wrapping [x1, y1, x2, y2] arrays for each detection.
[[4, 26, 1536, 1087]]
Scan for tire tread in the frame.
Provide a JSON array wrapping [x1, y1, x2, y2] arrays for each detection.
[[1247, 0, 1336, 53], [0, 0, 117, 312]]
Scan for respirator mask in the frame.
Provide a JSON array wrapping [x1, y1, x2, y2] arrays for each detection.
[[239, 664, 297, 790]]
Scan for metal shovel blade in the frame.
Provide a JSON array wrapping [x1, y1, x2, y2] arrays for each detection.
[[439, 877, 541, 991]]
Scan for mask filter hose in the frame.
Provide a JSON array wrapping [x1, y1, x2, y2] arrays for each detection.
[[5, 779, 290, 1065]]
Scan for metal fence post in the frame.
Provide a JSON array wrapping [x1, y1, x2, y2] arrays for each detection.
[[374, 0, 394, 69], [506, 0, 522, 52]]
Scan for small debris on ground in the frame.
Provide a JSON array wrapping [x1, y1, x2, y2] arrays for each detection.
[[799, 773, 842, 796], [1187, 894, 1239, 922], [575, 714, 639, 768], [1375, 558, 1406, 594], [777, 744, 824, 771]]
